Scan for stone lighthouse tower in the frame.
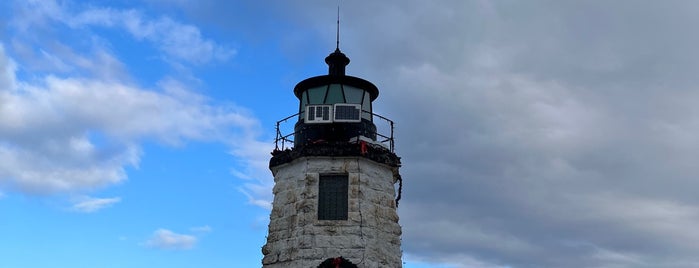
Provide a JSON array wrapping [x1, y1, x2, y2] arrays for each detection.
[[262, 46, 403, 267]]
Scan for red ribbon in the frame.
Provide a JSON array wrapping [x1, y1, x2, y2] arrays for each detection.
[[360, 141, 367, 155]]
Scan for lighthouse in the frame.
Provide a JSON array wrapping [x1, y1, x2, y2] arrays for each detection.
[[261, 45, 403, 268]]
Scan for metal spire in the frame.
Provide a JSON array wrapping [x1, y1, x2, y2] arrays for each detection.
[[326, 1, 349, 76], [336, 2, 340, 50]]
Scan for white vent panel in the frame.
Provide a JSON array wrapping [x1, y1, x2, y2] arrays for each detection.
[[333, 104, 362, 123], [305, 105, 333, 123]]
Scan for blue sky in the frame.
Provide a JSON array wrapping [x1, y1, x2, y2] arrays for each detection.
[[0, 1, 305, 267], [3, 1, 699, 268], [0, 1, 439, 267]]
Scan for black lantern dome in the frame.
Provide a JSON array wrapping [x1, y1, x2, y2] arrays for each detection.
[[271, 46, 399, 168], [292, 48, 379, 148]]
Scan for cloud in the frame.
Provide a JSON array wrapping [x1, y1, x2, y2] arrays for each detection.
[[73, 8, 235, 64], [0, 45, 16, 91], [189, 225, 212, 233], [10, 0, 234, 65], [270, 1, 699, 267], [144, 229, 197, 250], [0, 48, 256, 194], [231, 139, 274, 210], [239, 186, 272, 210], [1, 1, 269, 213], [70, 195, 121, 213]]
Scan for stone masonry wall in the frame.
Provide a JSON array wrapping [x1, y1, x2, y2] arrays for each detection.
[[262, 157, 402, 268]]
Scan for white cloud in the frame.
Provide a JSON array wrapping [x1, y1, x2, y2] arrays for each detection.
[[190, 225, 212, 233], [70, 7, 235, 65], [7, 0, 64, 32], [0, 44, 261, 194], [1, 1, 269, 211], [70, 195, 121, 213], [231, 139, 274, 210], [145, 229, 197, 250], [239, 187, 272, 210], [10, 0, 234, 65], [0, 45, 16, 91]]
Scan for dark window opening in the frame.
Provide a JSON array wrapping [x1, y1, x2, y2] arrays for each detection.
[[318, 174, 349, 220]]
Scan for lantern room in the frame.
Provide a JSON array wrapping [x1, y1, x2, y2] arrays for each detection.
[[291, 48, 380, 148]]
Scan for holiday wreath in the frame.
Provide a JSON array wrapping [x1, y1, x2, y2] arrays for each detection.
[[317, 256, 358, 268]]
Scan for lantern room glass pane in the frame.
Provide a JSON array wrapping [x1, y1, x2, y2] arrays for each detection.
[[299, 91, 308, 118], [325, 84, 345, 104], [343, 86, 364, 104], [362, 92, 372, 121], [308, 86, 326, 104]]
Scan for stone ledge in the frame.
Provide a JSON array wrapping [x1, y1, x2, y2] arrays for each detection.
[[270, 142, 401, 168]]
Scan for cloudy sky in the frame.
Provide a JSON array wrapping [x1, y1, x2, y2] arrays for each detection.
[[2, 1, 699, 267]]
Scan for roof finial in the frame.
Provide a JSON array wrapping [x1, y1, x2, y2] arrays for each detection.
[[336, 1, 340, 50], [325, 1, 349, 76]]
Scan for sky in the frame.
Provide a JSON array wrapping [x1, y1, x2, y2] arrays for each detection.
[[2, 0, 699, 267]]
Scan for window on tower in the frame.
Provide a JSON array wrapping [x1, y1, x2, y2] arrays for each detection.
[[318, 174, 349, 220]]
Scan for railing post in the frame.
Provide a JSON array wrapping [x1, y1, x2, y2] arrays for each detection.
[[275, 121, 281, 150], [390, 120, 394, 152]]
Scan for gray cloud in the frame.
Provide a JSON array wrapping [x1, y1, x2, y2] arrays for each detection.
[[268, 1, 699, 267]]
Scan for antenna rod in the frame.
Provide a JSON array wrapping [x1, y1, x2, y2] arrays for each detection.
[[336, 2, 340, 50]]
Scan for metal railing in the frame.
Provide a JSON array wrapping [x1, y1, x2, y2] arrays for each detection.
[[368, 111, 395, 152], [274, 110, 395, 152], [274, 112, 300, 151]]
